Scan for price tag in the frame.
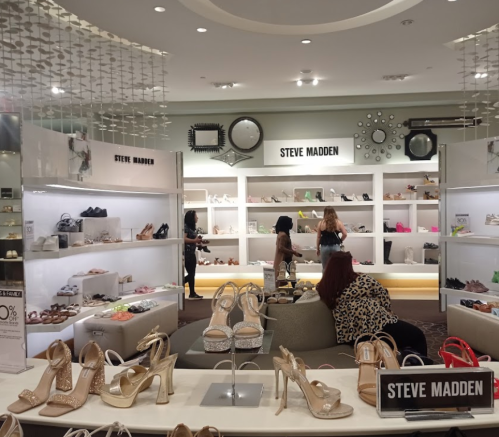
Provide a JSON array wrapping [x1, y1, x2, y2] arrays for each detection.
[[263, 268, 275, 293], [377, 368, 494, 418]]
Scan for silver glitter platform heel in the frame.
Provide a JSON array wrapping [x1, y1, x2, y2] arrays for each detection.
[[233, 283, 276, 349], [202, 282, 238, 352]]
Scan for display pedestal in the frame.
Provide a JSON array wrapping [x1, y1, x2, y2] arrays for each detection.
[[187, 331, 273, 407]]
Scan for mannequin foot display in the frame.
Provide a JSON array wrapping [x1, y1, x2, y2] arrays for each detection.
[[341, 194, 352, 202], [203, 282, 237, 351], [304, 191, 315, 202], [222, 194, 232, 203], [275, 351, 352, 418], [362, 193, 373, 201], [233, 283, 270, 349], [298, 210, 308, 219], [39, 341, 104, 417], [315, 191, 325, 202], [312, 210, 323, 219], [404, 247, 418, 264], [271, 195, 281, 203], [8, 340, 72, 413]]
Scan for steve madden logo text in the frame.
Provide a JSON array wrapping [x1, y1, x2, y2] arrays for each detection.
[[115, 155, 154, 165]]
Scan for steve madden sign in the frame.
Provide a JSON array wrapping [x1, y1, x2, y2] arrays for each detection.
[[115, 155, 154, 165], [377, 367, 495, 418], [264, 138, 354, 166]]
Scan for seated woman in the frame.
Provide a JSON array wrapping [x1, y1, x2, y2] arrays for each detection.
[[317, 251, 428, 358]]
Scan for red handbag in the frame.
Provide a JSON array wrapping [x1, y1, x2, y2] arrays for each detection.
[[439, 337, 499, 399]]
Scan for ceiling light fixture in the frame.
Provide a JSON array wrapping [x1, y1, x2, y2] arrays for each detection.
[[213, 82, 236, 89], [401, 19, 414, 26], [296, 79, 319, 86], [473, 72, 488, 78], [300, 69, 312, 74], [197, 27, 207, 33], [51, 86, 64, 94], [382, 74, 409, 81], [154, 6, 166, 12], [301, 39, 312, 44]]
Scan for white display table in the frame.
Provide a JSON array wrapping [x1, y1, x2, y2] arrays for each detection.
[[1, 359, 498, 435]]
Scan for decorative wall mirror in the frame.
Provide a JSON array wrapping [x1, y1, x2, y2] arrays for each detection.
[[228, 117, 263, 153], [404, 129, 437, 161], [188, 123, 226, 153]]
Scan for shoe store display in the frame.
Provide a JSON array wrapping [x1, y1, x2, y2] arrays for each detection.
[[423, 242, 439, 249], [445, 277, 466, 290], [383, 240, 393, 265], [418, 226, 429, 233], [404, 247, 417, 265], [341, 194, 353, 202], [424, 258, 439, 265], [485, 214, 499, 225], [80, 207, 108, 218]]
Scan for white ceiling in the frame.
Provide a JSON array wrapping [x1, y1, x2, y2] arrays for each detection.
[[54, 0, 499, 102]]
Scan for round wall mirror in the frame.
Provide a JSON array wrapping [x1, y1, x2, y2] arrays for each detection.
[[228, 117, 263, 152], [372, 129, 386, 144], [404, 129, 437, 161]]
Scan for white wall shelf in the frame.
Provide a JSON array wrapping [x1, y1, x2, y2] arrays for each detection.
[[24, 238, 183, 260], [26, 287, 184, 333], [383, 233, 440, 238], [185, 162, 439, 278], [440, 287, 499, 303], [0, 257, 23, 262], [23, 177, 182, 196], [440, 236, 499, 246]]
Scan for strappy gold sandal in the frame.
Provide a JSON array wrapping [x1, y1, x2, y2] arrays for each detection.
[[39, 341, 105, 417], [8, 340, 72, 414], [354, 336, 381, 407], [0, 413, 23, 437], [370, 331, 400, 369], [273, 345, 307, 399]]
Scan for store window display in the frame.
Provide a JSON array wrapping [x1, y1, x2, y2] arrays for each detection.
[[316, 206, 348, 270], [184, 211, 203, 300], [317, 251, 428, 358]]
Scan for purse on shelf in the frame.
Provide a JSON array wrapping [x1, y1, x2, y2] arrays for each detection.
[[56, 213, 79, 232]]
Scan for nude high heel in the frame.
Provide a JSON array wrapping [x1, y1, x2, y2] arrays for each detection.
[[276, 352, 353, 419], [8, 340, 72, 414], [370, 332, 400, 369], [194, 426, 221, 437], [167, 424, 193, 437], [354, 336, 380, 406], [202, 282, 237, 352], [233, 283, 275, 349], [0, 414, 23, 437], [277, 261, 287, 281], [39, 341, 105, 417], [273, 346, 306, 399]]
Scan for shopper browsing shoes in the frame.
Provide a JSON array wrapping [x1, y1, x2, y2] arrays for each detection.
[[316, 206, 348, 270], [184, 210, 203, 299], [274, 216, 302, 288], [317, 251, 428, 357]]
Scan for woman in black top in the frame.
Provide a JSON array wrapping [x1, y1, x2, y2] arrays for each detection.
[[316, 206, 348, 270], [184, 210, 203, 299]]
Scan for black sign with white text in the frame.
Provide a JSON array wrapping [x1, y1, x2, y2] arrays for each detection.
[[377, 368, 494, 417], [114, 155, 154, 165]]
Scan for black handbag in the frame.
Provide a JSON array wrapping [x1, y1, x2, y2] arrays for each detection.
[[56, 213, 79, 232]]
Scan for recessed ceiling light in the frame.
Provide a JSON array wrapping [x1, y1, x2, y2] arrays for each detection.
[[51, 86, 64, 94], [301, 39, 312, 44], [297, 80, 303, 87], [197, 28, 207, 33], [312, 78, 319, 86], [448, 0, 457, 2], [481, 73, 488, 78], [154, 6, 165, 12]]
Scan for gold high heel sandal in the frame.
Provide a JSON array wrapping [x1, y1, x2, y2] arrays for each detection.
[[355, 336, 380, 407], [203, 282, 237, 352], [8, 340, 72, 414], [0, 414, 22, 437], [108, 326, 177, 394], [370, 331, 400, 369], [273, 345, 306, 399], [233, 283, 275, 349], [39, 341, 105, 417], [276, 352, 353, 419]]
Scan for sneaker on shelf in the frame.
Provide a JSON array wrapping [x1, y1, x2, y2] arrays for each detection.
[[423, 242, 439, 249], [418, 227, 429, 233], [485, 214, 499, 225], [470, 280, 489, 293]]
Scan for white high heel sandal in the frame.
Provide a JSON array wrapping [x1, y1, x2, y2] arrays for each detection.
[[0, 414, 23, 437]]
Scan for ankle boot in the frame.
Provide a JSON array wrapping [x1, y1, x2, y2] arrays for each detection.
[[384, 240, 393, 265]]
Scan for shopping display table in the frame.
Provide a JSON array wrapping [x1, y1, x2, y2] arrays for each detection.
[[1, 359, 499, 436]]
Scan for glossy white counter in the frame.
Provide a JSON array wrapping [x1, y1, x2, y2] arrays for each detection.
[[0, 359, 498, 435]]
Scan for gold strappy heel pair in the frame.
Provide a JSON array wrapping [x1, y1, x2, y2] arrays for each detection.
[[355, 331, 400, 407], [100, 325, 177, 408], [274, 346, 353, 419], [167, 424, 221, 437]]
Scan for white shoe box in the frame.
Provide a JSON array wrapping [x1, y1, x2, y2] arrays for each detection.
[[81, 217, 121, 241], [68, 271, 119, 303]]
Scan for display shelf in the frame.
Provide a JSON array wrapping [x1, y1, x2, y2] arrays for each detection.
[[0, 238, 22, 241], [0, 211, 21, 214], [0, 197, 21, 200], [210, 203, 238, 208], [23, 177, 182, 196], [0, 224, 21, 227], [440, 236, 499, 246], [196, 263, 377, 274], [26, 286, 184, 333], [0, 257, 23, 262], [202, 233, 239, 240], [440, 287, 499, 303], [382, 200, 438, 205], [246, 201, 373, 208], [247, 233, 374, 239], [381, 263, 439, 273], [24, 238, 183, 260], [441, 179, 499, 190], [383, 233, 440, 237]]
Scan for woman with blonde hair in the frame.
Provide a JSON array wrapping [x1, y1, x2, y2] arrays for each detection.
[[316, 206, 347, 269]]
